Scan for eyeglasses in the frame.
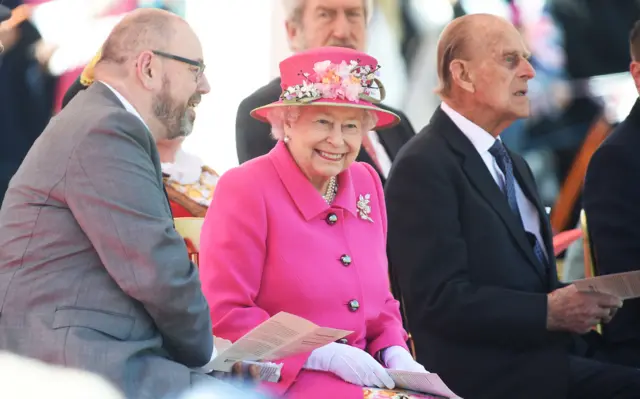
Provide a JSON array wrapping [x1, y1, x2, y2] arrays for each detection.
[[152, 50, 206, 81]]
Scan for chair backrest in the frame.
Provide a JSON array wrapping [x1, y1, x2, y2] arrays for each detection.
[[580, 210, 598, 278], [579, 209, 602, 334], [174, 217, 205, 266], [551, 115, 612, 232], [388, 272, 417, 359], [164, 166, 218, 218]]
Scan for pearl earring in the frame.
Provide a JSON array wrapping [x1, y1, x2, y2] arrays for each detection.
[[284, 135, 291, 143]]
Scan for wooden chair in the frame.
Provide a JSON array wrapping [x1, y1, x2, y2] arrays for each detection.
[[550, 115, 612, 233], [580, 210, 598, 279], [579, 209, 602, 334], [389, 273, 417, 359], [165, 165, 219, 218], [553, 228, 582, 257], [406, 323, 417, 358], [173, 217, 204, 266], [398, 292, 417, 359]]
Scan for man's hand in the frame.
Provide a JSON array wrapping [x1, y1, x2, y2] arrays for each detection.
[[211, 362, 260, 385], [602, 307, 618, 324], [33, 40, 57, 68], [547, 284, 622, 334], [0, 4, 31, 54], [0, 26, 19, 53]]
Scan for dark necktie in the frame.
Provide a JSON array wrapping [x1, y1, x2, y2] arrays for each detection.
[[489, 140, 548, 268]]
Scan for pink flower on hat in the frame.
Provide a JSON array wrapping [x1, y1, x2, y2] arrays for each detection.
[[281, 59, 381, 104]]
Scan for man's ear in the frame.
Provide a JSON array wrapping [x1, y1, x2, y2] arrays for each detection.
[[449, 60, 475, 94], [631, 61, 640, 93], [285, 20, 301, 52], [136, 51, 159, 90]]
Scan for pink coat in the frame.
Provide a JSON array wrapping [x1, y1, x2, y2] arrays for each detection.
[[199, 141, 408, 398]]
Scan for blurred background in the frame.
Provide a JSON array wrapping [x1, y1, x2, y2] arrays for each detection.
[[2, 0, 640, 233]]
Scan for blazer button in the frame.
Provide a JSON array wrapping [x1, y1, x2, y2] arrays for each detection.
[[340, 254, 352, 266], [336, 338, 348, 344], [348, 299, 360, 312], [326, 213, 338, 225]]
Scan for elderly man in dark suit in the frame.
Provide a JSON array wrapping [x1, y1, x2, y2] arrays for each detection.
[[0, 8, 255, 399], [385, 13, 640, 399], [236, 0, 415, 184], [583, 20, 640, 369]]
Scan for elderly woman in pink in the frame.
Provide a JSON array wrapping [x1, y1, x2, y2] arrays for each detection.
[[199, 47, 427, 399]]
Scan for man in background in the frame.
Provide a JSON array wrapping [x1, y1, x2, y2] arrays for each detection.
[[583, 20, 640, 369], [235, 0, 415, 185]]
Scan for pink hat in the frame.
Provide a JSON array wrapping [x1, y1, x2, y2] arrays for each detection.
[[251, 47, 400, 129]]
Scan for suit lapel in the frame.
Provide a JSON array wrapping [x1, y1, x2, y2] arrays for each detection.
[[462, 152, 546, 280], [375, 103, 412, 161], [375, 129, 403, 162], [511, 154, 555, 280], [356, 148, 385, 183], [87, 83, 173, 218], [434, 109, 547, 281]]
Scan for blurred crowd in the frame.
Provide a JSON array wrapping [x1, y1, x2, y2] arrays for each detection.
[[3, 0, 640, 224]]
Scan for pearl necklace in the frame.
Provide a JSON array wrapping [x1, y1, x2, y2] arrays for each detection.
[[322, 176, 338, 204]]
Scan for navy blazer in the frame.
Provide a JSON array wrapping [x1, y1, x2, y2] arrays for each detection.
[[386, 108, 576, 399], [584, 98, 640, 348]]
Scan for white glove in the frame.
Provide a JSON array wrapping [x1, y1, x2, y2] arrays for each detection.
[[382, 346, 428, 373], [303, 342, 395, 389]]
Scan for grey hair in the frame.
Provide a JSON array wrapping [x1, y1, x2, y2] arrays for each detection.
[[266, 106, 379, 140], [282, 0, 374, 25], [267, 106, 303, 140]]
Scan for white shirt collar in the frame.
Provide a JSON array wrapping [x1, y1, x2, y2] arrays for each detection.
[[98, 81, 149, 131], [440, 101, 498, 154]]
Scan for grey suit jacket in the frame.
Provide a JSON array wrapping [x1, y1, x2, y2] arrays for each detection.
[[0, 82, 214, 399]]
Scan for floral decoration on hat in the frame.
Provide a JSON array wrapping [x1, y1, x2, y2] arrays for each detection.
[[281, 59, 385, 105], [250, 47, 401, 130]]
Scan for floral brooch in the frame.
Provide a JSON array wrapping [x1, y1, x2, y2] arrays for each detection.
[[357, 194, 374, 223]]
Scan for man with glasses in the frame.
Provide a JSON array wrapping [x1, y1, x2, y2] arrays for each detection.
[[62, 49, 206, 110], [0, 8, 258, 399]]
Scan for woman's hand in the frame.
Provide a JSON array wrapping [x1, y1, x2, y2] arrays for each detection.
[[303, 342, 395, 389], [383, 346, 428, 373]]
